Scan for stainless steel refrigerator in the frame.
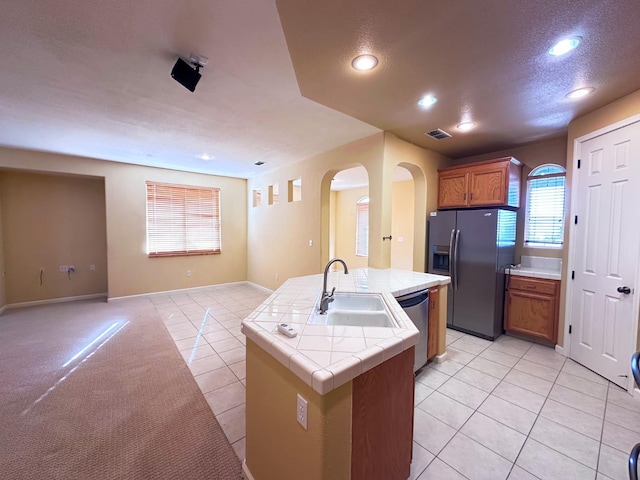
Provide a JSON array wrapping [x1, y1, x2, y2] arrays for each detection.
[[427, 208, 516, 340]]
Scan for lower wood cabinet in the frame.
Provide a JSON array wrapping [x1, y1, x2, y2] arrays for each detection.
[[504, 276, 560, 343]]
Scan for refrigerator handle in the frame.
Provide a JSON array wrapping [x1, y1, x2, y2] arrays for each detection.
[[448, 229, 456, 282], [453, 229, 460, 291]]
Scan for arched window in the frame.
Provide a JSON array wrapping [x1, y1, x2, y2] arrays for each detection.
[[356, 196, 369, 257], [524, 164, 566, 248]]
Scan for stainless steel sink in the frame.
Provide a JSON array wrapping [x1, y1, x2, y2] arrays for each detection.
[[311, 292, 397, 328]]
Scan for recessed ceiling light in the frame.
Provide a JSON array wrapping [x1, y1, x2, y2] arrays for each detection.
[[198, 153, 214, 160], [548, 37, 581, 56], [565, 87, 595, 99], [351, 54, 378, 71], [417, 95, 438, 107], [456, 121, 476, 132]]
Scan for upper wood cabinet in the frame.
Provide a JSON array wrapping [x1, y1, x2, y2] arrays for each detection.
[[438, 157, 522, 209]]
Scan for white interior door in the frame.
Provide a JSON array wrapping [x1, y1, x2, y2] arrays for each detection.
[[570, 120, 640, 388]]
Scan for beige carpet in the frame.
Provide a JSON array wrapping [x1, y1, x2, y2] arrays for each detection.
[[0, 298, 242, 479]]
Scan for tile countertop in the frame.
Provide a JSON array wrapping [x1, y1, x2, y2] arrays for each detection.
[[505, 255, 562, 281], [241, 268, 450, 395]]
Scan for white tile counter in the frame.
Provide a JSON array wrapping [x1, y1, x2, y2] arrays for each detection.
[[241, 268, 450, 394], [505, 255, 562, 281]]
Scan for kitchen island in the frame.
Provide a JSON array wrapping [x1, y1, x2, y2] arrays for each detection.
[[241, 268, 450, 480]]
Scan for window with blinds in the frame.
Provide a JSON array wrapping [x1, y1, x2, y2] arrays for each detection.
[[146, 181, 221, 257], [356, 196, 369, 257], [524, 164, 566, 248]]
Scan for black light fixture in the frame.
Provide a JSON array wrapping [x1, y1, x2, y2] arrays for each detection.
[[171, 53, 207, 92]]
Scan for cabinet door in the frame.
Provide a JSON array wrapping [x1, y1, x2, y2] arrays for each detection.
[[505, 290, 557, 343], [438, 171, 468, 208], [469, 162, 508, 206]]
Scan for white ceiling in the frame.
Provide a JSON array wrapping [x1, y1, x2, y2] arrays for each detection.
[[2, 1, 640, 180]]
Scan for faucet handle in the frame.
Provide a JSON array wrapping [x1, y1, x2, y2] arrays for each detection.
[[328, 287, 336, 298]]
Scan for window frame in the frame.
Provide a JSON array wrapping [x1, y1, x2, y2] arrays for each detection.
[[146, 181, 221, 257], [355, 196, 369, 257], [523, 164, 566, 249]]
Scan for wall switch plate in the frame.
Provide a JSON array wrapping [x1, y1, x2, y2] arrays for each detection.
[[297, 393, 308, 429], [59, 265, 68, 272], [89, 264, 96, 271]]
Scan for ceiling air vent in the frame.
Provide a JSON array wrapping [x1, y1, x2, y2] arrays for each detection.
[[424, 128, 451, 140]]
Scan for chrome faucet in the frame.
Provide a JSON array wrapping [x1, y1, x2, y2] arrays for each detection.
[[319, 258, 349, 314]]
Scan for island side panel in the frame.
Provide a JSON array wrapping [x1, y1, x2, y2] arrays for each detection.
[[351, 347, 414, 480], [437, 285, 448, 356], [245, 340, 352, 480]]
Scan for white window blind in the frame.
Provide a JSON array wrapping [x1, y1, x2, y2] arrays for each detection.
[[146, 181, 221, 257], [356, 197, 369, 257], [524, 165, 566, 248]]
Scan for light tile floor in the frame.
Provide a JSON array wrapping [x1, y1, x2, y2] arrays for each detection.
[[154, 284, 640, 480]]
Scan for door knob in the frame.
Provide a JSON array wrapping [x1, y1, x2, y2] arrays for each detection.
[[617, 286, 631, 294]]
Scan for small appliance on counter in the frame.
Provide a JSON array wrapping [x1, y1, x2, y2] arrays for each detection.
[[427, 208, 516, 340]]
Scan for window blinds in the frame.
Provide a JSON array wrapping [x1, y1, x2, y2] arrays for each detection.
[[146, 182, 221, 257], [356, 198, 369, 257], [524, 174, 565, 247]]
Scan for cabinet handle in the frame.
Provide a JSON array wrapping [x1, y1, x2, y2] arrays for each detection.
[[470, 192, 474, 200], [463, 193, 466, 200]]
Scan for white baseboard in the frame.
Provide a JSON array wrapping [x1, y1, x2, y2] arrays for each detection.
[[3, 293, 107, 311], [435, 352, 447, 364], [107, 281, 258, 302], [242, 460, 255, 480], [246, 281, 273, 295], [0, 304, 7, 316], [555, 344, 567, 357]]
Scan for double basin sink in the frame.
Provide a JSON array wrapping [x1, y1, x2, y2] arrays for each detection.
[[311, 293, 397, 328]]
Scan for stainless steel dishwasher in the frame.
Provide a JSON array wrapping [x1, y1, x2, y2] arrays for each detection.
[[395, 289, 429, 372]]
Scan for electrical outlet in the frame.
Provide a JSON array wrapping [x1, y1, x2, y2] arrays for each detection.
[[308, 240, 313, 247], [275, 273, 279, 280], [297, 393, 308, 429], [186, 270, 192, 277], [89, 264, 96, 271], [59, 265, 68, 272]]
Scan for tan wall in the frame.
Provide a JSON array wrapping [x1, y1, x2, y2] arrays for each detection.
[[0, 183, 5, 309], [247, 133, 385, 290], [0, 172, 108, 304], [391, 179, 415, 270], [329, 190, 337, 259], [245, 340, 352, 480], [333, 180, 416, 271], [453, 136, 568, 261], [382, 132, 451, 272], [560, 88, 640, 347], [0, 147, 248, 299], [334, 186, 369, 269], [247, 133, 450, 290]]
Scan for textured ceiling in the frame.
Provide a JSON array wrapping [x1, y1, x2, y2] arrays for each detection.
[[2, 1, 640, 180], [277, 0, 640, 159], [0, 0, 379, 178]]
